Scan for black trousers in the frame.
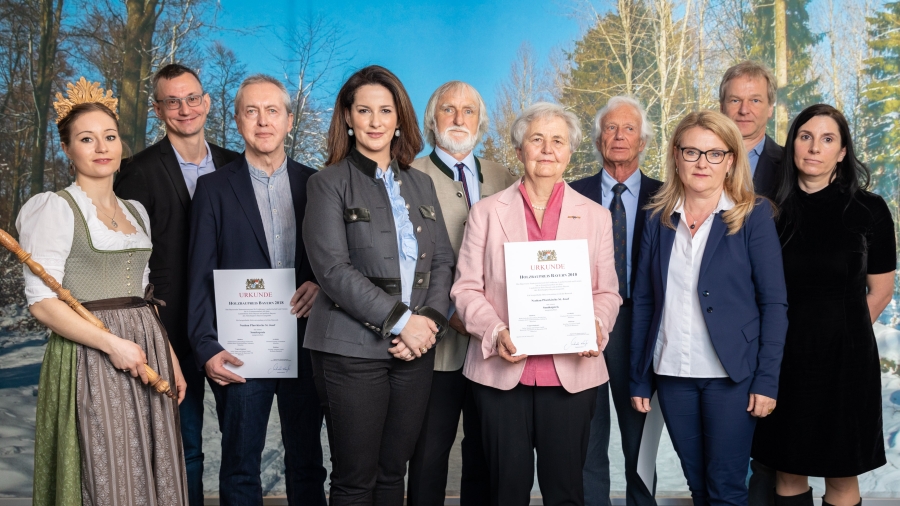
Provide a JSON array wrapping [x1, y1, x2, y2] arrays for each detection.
[[408, 367, 489, 506], [472, 382, 598, 506], [310, 350, 435, 506]]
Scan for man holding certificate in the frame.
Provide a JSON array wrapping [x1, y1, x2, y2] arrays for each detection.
[[187, 75, 326, 505], [451, 102, 621, 506]]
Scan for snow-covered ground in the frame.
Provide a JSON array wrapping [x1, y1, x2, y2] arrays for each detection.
[[2, 302, 900, 498]]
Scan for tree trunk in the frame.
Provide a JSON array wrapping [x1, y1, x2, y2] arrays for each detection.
[[119, 0, 160, 154], [774, 0, 788, 143], [28, 0, 64, 198]]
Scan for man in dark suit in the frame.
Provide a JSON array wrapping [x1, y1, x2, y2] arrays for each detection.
[[718, 61, 787, 506], [719, 61, 785, 200], [115, 63, 240, 506], [187, 74, 326, 505], [570, 96, 663, 506]]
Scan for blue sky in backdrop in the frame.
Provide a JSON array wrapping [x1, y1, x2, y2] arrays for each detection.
[[216, 0, 585, 126]]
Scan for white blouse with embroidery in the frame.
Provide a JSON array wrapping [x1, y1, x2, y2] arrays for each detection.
[[15, 183, 152, 306]]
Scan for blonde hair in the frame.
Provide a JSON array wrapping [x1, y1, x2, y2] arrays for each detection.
[[647, 110, 755, 235]]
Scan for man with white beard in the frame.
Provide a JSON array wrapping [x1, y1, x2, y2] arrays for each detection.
[[407, 81, 517, 506]]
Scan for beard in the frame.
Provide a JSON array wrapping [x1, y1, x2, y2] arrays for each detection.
[[435, 126, 478, 155]]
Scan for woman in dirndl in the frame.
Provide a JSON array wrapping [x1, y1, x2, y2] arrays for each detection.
[[17, 78, 188, 506]]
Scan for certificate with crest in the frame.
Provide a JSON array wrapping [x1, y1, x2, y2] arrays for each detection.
[[214, 268, 297, 378], [504, 240, 597, 355]]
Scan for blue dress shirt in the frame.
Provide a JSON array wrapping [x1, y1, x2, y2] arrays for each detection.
[[247, 158, 295, 270], [377, 166, 418, 334], [600, 168, 642, 296], [748, 136, 766, 176], [435, 147, 480, 206], [172, 142, 214, 198]]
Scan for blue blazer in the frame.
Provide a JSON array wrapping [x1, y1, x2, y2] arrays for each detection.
[[187, 155, 317, 369], [569, 170, 663, 295], [629, 199, 788, 399]]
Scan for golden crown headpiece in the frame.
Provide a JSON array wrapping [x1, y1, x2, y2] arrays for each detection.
[[53, 77, 119, 124]]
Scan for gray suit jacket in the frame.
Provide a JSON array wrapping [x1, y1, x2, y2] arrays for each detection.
[[303, 149, 455, 359], [411, 150, 517, 371]]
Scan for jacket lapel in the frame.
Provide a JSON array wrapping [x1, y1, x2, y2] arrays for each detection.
[[159, 137, 191, 210], [287, 160, 306, 271], [495, 183, 527, 243], [699, 215, 727, 279], [659, 214, 677, 293], [228, 159, 271, 266], [556, 184, 585, 240]]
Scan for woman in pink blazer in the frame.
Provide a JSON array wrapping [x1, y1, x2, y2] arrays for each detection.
[[451, 102, 621, 506]]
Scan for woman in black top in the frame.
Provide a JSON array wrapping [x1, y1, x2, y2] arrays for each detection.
[[752, 104, 895, 506]]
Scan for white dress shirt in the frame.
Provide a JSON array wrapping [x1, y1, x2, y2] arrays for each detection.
[[16, 183, 152, 305], [653, 191, 732, 378]]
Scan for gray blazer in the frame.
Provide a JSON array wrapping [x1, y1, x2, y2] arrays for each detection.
[[410, 150, 517, 371], [303, 149, 455, 360]]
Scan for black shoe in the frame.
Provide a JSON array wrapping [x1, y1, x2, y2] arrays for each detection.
[[822, 497, 861, 506]]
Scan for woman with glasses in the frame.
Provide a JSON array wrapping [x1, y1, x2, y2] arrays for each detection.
[[630, 110, 788, 506], [752, 105, 895, 506]]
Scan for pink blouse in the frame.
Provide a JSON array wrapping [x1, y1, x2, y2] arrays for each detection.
[[517, 181, 565, 387]]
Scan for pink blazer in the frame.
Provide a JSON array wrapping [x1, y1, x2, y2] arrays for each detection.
[[451, 181, 622, 393]]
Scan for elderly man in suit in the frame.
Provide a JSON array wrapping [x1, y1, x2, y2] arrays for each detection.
[[719, 61, 784, 200], [570, 96, 663, 506], [187, 74, 326, 506], [407, 81, 517, 506], [115, 63, 240, 506]]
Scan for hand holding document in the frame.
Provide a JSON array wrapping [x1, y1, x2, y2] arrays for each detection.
[[214, 268, 298, 378], [504, 239, 597, 356]]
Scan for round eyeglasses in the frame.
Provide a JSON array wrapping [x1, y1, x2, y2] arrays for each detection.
[[678, 147, 732, 164]]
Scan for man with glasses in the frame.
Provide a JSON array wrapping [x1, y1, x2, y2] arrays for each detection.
[[718, 61, 784, 200], [116, 63, 240, 506]]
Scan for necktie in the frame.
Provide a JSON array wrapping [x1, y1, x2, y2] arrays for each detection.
[[610, 183, 628, 298], [455, 163, 472, 208]]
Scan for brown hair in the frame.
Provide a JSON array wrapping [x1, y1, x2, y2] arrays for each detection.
[[151, 63, 203, 101], [325, 65, 422, 167], [57, 102, 119, 145], [718, 61, 777, 106], [646, 110, 756, 235]]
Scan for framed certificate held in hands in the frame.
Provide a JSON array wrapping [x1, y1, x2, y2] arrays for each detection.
[[214, 268, 298, 378], [503, 239, 597, 356]]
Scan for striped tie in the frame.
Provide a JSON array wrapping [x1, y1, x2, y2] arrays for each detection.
[[610, 183, 628, 298], [456, 163, 472, 208]]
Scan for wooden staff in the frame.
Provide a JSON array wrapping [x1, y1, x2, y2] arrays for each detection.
[[0, 228, 175, 399]]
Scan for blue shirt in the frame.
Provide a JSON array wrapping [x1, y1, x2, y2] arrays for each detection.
[[435, 147, 480, 206], [248, 158, 295, 270], [377, 166, 418, 334], [172, 142, 214, 198], [748, 136, 767, 176], [600, 168, 642, 296]]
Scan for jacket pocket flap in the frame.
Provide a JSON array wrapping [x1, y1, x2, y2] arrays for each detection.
[[741, 320, 760, 342], [419, 205, 436, 220], [343, 208, 371, 222]]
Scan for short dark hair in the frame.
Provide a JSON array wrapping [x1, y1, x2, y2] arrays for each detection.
[[776, 104, 870, 242], [325, 65, 423, 167], [57, 102, 118, 144], [151, 63, 202, 101]]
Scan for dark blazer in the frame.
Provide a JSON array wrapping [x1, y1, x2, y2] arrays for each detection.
[[302, 149, 455, 360], [629, 199, 788, 400], [187, 155, 316, 369], [752, 135, 784, 201], [115, 136, 239, 358], [569, 169, 663, 297]]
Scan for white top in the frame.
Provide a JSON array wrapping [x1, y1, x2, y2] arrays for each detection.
[[15, 183, 152, 306], [652, 191, 733, 378]]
